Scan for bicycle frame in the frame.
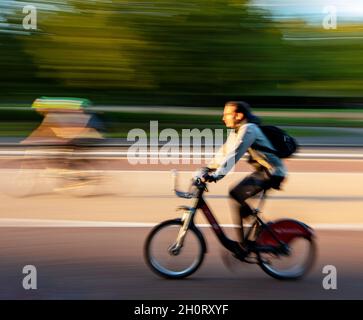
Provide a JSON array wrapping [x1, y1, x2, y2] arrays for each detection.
[[174, 179, 247, 254], [173, 173, 289, 256], [197, 194, 242, 253]]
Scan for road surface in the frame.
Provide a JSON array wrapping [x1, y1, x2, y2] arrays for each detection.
[[0, 147, 361, 299], [0, 227, 361, 299]]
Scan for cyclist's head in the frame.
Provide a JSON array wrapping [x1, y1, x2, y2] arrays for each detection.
[[223, 101, 260, 128], [31, 97, 91, 114]]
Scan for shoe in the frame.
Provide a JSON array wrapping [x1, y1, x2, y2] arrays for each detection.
[[244, 240, 257, 251], [232, 242, 248, 261], [220, 250, 239, 272]]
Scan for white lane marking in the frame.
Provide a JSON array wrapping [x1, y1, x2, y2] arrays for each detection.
[[0, 219, 363, 231], [312, 224, 363, 231], [1, 169, 363, 175], [1, 150, 363, 159]]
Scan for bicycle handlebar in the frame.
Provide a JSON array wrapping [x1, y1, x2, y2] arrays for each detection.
[[171, 169, 206, 199]]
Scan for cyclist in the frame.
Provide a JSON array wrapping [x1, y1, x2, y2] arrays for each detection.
[[23, 97, 104, 145], [21, 97, 106, 190], [202, 101, 286, 252]]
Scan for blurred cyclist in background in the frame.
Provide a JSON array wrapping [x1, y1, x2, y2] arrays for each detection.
[[20, 97, 106, 192], [23, 97, 105, 146]]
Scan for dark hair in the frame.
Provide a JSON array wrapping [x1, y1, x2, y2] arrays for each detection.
[[226, 101, 261, 125]]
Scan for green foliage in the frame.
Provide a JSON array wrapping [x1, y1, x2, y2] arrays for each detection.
[[1, 0, 363, 105]]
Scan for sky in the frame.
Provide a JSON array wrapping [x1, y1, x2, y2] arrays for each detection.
[[1, 0, 363, 34], [250, 0, 363, 23]]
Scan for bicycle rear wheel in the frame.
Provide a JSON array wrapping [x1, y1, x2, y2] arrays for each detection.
[[257, 235, 316, 280], [144, 219, 206, 279], [5, 155, 45, 197]]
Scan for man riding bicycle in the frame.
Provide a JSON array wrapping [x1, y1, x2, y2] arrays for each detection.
[[202, 101, 287, 252], [145, 102, 314, 279]]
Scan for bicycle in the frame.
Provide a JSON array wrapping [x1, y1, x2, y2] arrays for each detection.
[[144, 169, 316, 280], [5, 146, 105, 198]]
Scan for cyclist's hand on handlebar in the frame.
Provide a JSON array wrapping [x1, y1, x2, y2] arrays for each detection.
[[194, 167, 217, 182], [201, 167, 216, 173], [194, 167, 210, 179], [202, 173, 217, 183]]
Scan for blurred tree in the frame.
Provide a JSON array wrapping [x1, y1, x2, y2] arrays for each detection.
[[114, 0, 286, 102], [9, 0, 286, 104], [19, 0, 154, 90], [0, 3, 40, 101], [276, 19, 363, 97], [1, 0, 363, 105]]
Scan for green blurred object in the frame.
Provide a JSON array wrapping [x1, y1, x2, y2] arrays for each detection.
[[31, 97, 91, 110]]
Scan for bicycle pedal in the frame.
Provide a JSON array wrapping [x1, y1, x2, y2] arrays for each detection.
[[244, 240, 257, 251], [232, 250, 248, 262]]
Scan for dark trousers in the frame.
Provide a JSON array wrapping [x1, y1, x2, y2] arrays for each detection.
[[229, 170, 284, 243]]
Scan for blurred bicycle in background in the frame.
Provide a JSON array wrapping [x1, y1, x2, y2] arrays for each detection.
[[6, 97, 107, 197]]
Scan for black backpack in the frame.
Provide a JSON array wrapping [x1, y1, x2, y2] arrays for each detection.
[[253, 125, 298, 158]]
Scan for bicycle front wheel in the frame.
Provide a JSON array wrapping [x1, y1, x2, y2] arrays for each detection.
[[144, 219, 206, 279]]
